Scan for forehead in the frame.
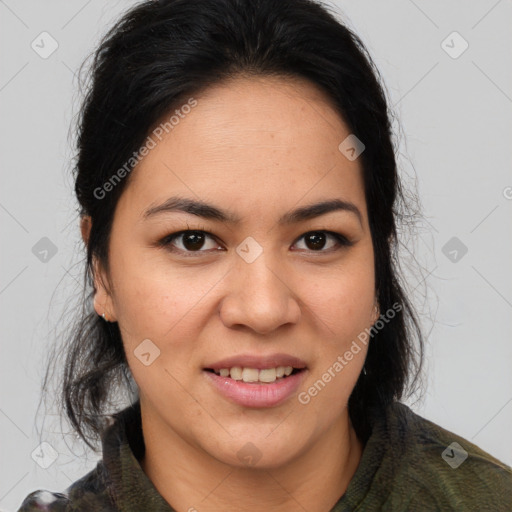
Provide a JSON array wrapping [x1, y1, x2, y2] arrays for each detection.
[[120, 75, 367, 222]]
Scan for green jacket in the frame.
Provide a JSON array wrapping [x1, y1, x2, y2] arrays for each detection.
[[18, 401, 512, 511]]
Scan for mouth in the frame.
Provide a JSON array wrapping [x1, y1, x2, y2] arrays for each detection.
[[204, 366, 305, 384], [202, 355, 308, 408]]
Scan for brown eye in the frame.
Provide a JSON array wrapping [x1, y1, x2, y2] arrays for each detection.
[[304, 232, 328, 250], [160, 230, 222, 254], [179, 232, 207, 251], [293, 231, 353, 252], [159, 229, 353, 257]]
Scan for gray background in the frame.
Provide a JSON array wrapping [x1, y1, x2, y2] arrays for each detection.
[[1, 0, 511, 510]]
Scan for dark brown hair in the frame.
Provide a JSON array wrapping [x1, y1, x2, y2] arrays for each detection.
[[50, 0, 424, 449]]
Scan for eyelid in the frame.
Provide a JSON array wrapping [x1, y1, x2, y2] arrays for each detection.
[[157, 224, 218, 251], [157, 227, 354, 256]]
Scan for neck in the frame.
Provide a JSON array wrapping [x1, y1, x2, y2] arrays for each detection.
[[139, 404, 363, 512]]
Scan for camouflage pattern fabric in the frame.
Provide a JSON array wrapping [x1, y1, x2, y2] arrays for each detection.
[[18, 401, 512, 511]]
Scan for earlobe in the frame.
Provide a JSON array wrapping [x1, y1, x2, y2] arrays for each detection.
[[83, 216, 117, 323], [80, 215, 92, 246], [92, 258, 117, 323], [371, 299, 380, 325], [93, 271, 117, 323]]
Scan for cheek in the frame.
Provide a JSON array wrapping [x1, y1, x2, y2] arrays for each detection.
[[302, 261, 375, 338], [111, 260, 208, 405], [108, 248, 216, 348], [298, 247, 374, 407], [300, 274, 371, 419]]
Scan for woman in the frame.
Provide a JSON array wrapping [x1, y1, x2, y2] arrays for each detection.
[[18, 0, 511, 510]]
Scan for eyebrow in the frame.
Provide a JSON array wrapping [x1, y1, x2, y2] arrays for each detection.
[[143, 196, 363, 227]]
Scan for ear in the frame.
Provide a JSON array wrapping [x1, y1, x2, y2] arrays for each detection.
[[80, 215, 117, 323], [80, 215, 92, 246], [371, 298, 380, 325]]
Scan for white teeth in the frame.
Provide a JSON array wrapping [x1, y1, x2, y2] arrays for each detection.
[[212, 365, 299, 383], [242, 368, 259, 383], [230, 366, 243, 380], [259, 368, 277, 383]]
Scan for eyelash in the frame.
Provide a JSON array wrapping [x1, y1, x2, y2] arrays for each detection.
[[157, 225, 354, 257]]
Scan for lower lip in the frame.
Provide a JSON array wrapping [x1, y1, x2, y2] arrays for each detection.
[[203, 370, 307, 408]]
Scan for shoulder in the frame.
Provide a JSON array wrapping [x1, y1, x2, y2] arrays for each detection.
[[17, 463, 116, 512], [17, 402, 150, 512], [384, 402, 512, 510], [17, 490, 69, 512]]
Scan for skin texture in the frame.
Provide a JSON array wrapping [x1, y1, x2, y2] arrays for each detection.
[[85, 75, 379, 512]]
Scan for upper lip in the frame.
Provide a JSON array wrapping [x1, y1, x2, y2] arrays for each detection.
[[205, 353, 307, 371]]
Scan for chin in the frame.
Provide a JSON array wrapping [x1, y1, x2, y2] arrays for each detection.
[[204, 429, 308, 470]]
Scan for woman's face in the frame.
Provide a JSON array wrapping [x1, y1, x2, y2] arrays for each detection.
[[95, 75, 378, 468]]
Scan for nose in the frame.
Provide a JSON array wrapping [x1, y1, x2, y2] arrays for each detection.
[[219, 251, 301, 335]]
